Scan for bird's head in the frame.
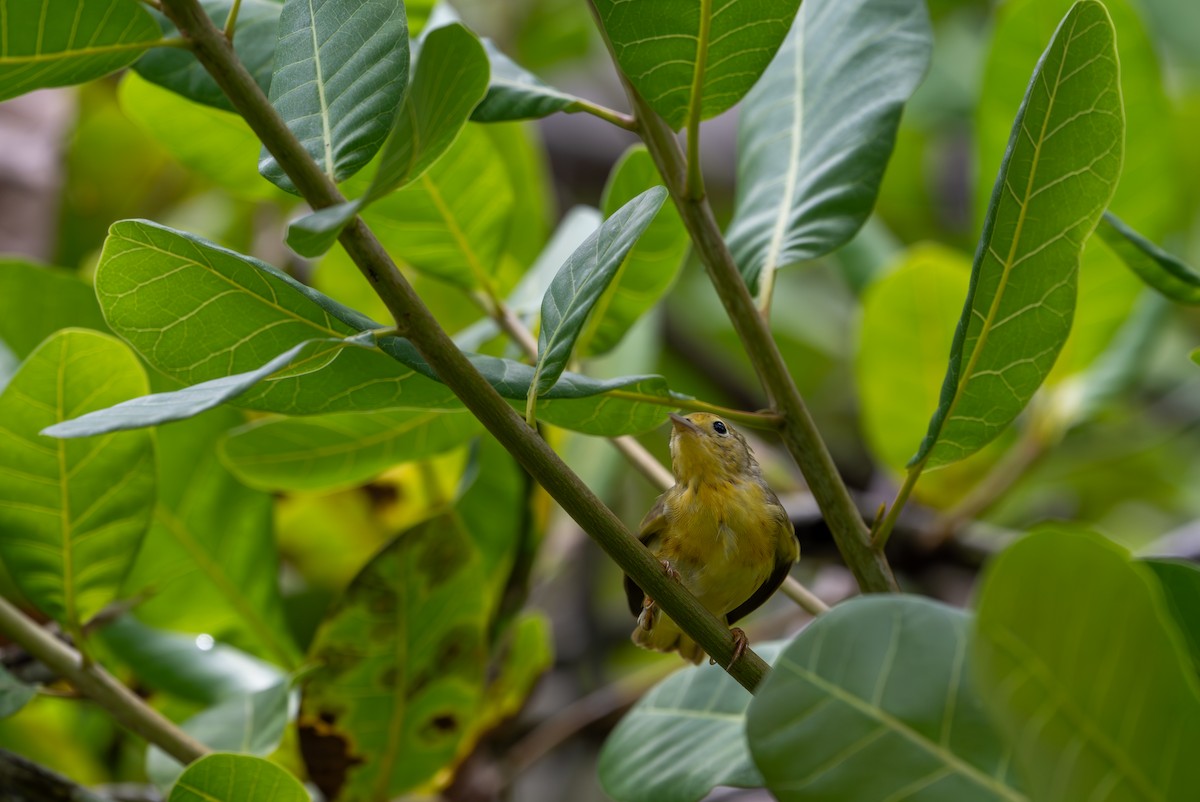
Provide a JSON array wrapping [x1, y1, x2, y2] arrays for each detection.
[[668, 412, 758, 484]]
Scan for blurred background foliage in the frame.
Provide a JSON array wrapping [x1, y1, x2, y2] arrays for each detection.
[[1, 0, 1199, 799]]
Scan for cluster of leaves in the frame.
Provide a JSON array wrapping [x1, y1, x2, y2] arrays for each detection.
[[0, 0, 1199, 799]]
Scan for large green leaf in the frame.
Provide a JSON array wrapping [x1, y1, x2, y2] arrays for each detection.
[[977, 0, 1177, 377], [579, 147, 688, 358], [913, 1, 1123, 469], [119, 73, 285, 202], [0, 0, 160, 102], [599, 643, 783, 802], [0, 330, 154, 633], [748, 596, 1024, 802], [299, 518, 489, 802], [168, 753, 309, 802], [1142, 558, 1200, 677], [973, 528, 1200, 800], [355, 123, 514, 289], [530, 186, 667, 404], [1095, 212, 1200, 303], [725, 0, 932, 294], [0, 261, 108, 359], [592, 0, 800, 130], [135, 0, 281, 112], [286, 22, 491, 257], [117, 408, 298, 667], [148, 681, 291, 789], [260, 0, 409, 191], [90, 221, 682, 436], [856, 245, 970, 473], [219, 407, 482, 492]]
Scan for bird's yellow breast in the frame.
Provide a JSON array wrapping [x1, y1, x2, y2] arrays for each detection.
[[656, 478, 779, 617]]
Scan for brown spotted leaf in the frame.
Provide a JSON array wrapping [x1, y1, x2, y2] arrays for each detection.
[[299, 516, 489, 801]]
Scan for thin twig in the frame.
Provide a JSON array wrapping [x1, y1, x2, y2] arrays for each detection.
[[571, 98, 638, 131], [780, 576, 830, 615], [0, 597, 209, 765]]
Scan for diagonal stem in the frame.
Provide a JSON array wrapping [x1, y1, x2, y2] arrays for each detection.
[[159, 0, 770, 691]]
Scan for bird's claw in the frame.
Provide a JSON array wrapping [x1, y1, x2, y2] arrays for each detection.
[[710, 627, 750, 667], [660, 559, 681, 583]]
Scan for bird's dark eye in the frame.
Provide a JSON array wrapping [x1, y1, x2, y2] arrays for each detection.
[[712, 420, 728, 435]]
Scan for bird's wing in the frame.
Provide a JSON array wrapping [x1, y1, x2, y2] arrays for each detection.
[[624, 494, 667, 617], [726, 493, 799, 625]]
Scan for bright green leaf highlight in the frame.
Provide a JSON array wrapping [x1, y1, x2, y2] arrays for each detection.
[[135, 0, 281, 113], [1096, 212, 1200, 303], [169, 753, 308, 802], [0, 260, 107, 359], [600, 643, 783, 802], [0, 0, 160, 102], [220, 407, 482, 492], [581, 146, 688, 358], [726, 0, 932, 294], [119, 409, 298, 667], [748, 596, 1024, 801], [300, 518, 488, 801], [593, 0, 800, 130], [972, 527, 1200, 800], [857, 245, 970, 473], [530, 186, 667, 412], [0, 330, 154, 633], [119, 73, 285, 202], [261, 0, 409, 191], [914, 0, 1123, 468]]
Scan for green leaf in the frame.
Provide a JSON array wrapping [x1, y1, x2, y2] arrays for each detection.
[[261, 0, 409, 191], [857, 245, 971, 473], [530, 186, 668, 405], [1095, 212, 1200, 303], [118, 408, 299, 668], [592, 0, 800, 130], [476, 612, 552, 729], [168, 753, 308, 802], [749, 596, 1024, 802], [913, 1, 1123, 469], [219, 407, 482, 492], [0, 665, 36, 720], [286, 22, 491, 257], [354, 123, 514, 289], [135, 0, 280, 113], [0, 0, 160, 102], [92, 221, 679, 436], [100, 615, 285, 706], [972, 528, 1200, 800], [600, 643, 783, 802], [471, 38, 582, 122], [580, 146, 688, 357], [1142, 559, 1200, 677], [148, 681, 291, 790], [299, 518, 489, 802], [725, 0, 931, 294], [977, 0, 1179, 378], [0, 260, 108, 359], [0, 330, 154, 633], [119, 73, 285, 202]]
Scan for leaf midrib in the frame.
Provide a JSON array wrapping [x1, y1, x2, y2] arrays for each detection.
[[932, 9, 1080, 450], [306, 0, 336, 178], [777, 658, 1028, 801]]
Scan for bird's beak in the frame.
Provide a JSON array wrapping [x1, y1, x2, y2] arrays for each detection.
[[669, 413, 701, 435]]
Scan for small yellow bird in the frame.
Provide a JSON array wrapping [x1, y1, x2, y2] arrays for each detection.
[[625, 412, 799, 665]]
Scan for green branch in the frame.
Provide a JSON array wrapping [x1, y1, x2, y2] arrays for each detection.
[[0, 596, 209, 766], [614, 68, 898, 594], [158, 0, 770, 691]]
